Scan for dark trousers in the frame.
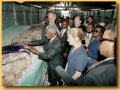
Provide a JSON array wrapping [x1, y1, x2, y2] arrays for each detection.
[[48, 66, 61, 86], [62, 57, 67, 69]]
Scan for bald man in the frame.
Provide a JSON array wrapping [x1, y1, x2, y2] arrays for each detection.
[[81, 24, 116, 86], [71, 16, 86, 33]]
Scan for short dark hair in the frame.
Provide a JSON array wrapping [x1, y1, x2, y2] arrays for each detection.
[[95, 25, 105, 34], [69, 18, 74, 20], [88, 16, 94, 20], [45, 16, 48, 18], [88, 23, 95, 28], [62, 20, 69, 24]]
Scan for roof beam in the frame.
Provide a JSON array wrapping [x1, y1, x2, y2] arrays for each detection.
[[17, 2, 115, 10], [35, 5, 107, 9]]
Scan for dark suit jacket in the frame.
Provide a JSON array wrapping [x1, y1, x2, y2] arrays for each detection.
[[30, 36, 63, 70], [41, 23, 61, 52], [60, 29, 70, 55], [41, 26, 48, 52], [81, 59, 116, 86]]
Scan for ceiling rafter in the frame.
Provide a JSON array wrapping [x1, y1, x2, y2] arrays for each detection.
[[17, 2, 116, 10]]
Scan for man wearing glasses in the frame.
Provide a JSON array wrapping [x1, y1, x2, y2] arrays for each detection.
[[86, 25, 105, 69], [81, 24, 116, 86]]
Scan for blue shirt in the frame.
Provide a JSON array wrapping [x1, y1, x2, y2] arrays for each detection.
[[88, 39, 100, 60], [67, 45, 88, 85]]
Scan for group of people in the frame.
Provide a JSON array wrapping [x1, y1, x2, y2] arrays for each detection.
[[19, 11, 116, 86]]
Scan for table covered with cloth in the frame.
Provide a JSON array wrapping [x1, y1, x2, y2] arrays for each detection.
[[2, 25, 47, 86]]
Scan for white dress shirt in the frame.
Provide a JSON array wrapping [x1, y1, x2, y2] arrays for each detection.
[[87, 33, 92, 40], [49, 35, 57, 44]]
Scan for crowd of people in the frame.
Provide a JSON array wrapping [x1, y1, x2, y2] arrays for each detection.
[[19, 11, 116, 86]]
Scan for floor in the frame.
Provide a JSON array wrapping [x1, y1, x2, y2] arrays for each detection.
[[43, 70, 67, 86], [43, 71, 50, 86]]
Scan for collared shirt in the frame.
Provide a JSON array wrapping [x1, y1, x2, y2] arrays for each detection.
[[50, 35, 57, 43], [67, 26, 70, 30], [86, 57, 115, 73], [87, 33, 92, 40], [104, 57, 115, 62], [49, 23, 54, 25], [60, 28, 67, 37], [59, 23, 61, 27]]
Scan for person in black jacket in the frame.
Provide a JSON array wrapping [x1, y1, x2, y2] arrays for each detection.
[[41, 12, 61, 52], [60, 20, 70, 69], [71, 16, 87, 34], [68, 18, 74, 29], [56, 24, 116, 86], [44, 16, 49, 27], [21, 24, 63, 86], [81, 24, 116, 86]]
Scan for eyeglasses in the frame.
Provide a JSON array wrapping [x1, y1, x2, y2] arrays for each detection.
[[94, 30, 99, 33], [100, 38, 115, 44]]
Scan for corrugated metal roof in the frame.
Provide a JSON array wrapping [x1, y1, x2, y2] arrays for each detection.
[[17, 2, 116, 11]]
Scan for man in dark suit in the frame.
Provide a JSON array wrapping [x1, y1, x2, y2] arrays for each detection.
[[24, 24, 63, 86], [72, 16, 82, 28], [81, 24, 116, 86], [71, 16, 86, 31], [68, 18, 74, 29], [60, 20, 70, 69], [83, 23, 95, 48], [41, 12, 61, 52], [44, 16, 49, 27], [84, 23, 94, 43], [56, 24, 116, 86]]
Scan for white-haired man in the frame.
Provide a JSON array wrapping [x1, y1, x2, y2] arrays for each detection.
[[22, 24, 63, 86], [41, 12, 60, 52]]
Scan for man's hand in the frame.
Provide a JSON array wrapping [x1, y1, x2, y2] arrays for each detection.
[[29, 47, 39, 55], [17, 42, 29, 46], [86, 48, 89, 52]]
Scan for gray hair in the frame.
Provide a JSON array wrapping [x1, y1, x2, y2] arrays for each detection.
[[105, 23, 116, 39], [46, 24, 58, 34], [105, 23, 115, 31]]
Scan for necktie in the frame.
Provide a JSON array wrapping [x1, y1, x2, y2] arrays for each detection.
[[60, 30, 63, 37], [57, 31, 60, 37], [87, 34, 89, 39]]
